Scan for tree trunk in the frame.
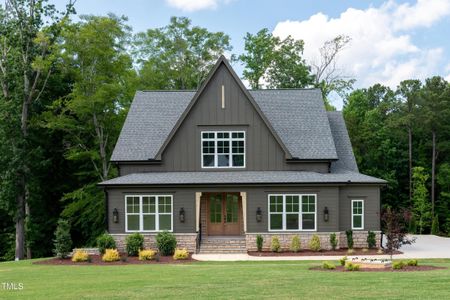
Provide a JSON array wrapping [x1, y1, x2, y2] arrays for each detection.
[[408, 127, 412, 205], [431, 130, 436, 217], [15, 177, 26, 261]]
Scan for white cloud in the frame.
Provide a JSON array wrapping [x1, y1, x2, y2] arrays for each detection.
[[166, 0, 229, 12], [273, 0, 450, 101]]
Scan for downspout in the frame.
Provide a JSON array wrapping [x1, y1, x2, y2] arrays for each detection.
[[104, 188, 109, 232]]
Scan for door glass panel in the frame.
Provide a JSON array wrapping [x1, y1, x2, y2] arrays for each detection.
[[210, 194, 222, 223], [226, 194, 239, 223]]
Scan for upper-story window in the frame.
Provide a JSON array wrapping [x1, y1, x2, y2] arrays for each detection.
[[201, 131, 245, 168]]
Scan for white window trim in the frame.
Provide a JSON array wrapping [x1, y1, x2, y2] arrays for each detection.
[[201, 130, 246, 169], [125, 195, 173, 233], [267, 194, 317, 232], [351, 199, 364, 230]]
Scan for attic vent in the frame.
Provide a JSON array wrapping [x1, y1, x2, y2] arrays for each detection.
[[221, 85, 225, 109]]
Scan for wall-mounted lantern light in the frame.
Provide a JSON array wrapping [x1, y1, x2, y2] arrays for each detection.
[[256, 207, 262, 222], [113, 208, 119, 223], [323, 206, 329, 222], [179, 207, 185, 223]]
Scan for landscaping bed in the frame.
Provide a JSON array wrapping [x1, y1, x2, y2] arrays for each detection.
[[310, 265, 445, 272], [248, 248, 401, 256], [34, 253, 196, 265]]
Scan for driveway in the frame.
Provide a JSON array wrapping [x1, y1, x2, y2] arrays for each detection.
[[397, 234, 450, 259]]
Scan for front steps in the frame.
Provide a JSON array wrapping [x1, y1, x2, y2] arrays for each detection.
[[198, 236, 247, 254]]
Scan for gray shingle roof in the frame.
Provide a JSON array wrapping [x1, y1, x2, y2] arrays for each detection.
[[99, 170, 386, 186], [111, 89, 338, 161], [327, 111, 359, 172]]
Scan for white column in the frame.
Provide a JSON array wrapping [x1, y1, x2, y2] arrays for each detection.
[[241, 192, 247, 232], [195, 192, 201, 232]]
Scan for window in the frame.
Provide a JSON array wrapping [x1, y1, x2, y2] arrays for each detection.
[[268, 194, 316, 231], [125, 195, 172, 232], [352, 200, 364, 230], [201, 131, 245, 168]]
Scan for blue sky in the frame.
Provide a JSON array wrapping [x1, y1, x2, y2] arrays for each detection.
[[53, 0, 450, 108]]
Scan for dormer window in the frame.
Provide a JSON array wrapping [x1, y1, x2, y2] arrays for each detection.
[[201, 131, 245, 168]]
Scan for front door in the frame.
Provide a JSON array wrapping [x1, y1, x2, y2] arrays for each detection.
[[207, 192, 241, 235]]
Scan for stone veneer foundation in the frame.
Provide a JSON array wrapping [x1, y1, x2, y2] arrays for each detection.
[[111, 233, 198, 253]]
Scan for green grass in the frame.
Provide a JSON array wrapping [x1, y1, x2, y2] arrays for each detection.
[[1, 259, 450, 299]]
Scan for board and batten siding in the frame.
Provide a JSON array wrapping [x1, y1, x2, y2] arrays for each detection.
[[116, 64, 330, 174]]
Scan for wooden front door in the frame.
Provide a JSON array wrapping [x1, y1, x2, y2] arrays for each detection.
[[207, 192, 241, 236]]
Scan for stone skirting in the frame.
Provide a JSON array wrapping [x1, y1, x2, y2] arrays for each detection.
[[110, 233, 198, 253], [246, 231, 381, 251]]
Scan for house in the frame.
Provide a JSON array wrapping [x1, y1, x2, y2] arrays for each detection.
[[99, 56, 386, 253]]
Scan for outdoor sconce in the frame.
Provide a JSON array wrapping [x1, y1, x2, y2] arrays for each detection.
[[256, 207, 262, 222], [113, 208, 119, 223], [179, 207, 185, 223], [323, 207, 329, 222]]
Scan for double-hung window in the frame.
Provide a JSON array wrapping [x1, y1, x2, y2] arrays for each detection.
[[201, 131, 245, 168], [268, 194, 317, 231], [351, 200, 364, 230], [125, 195, 173, 232]]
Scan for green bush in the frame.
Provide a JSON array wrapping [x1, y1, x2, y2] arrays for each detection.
[[96, 233, 116, 255], [156, 231, 177, 256], [392, 261, 405, 270], [367, 231, 376, 249], [126, 233, 144, 256], [407, 259, 418, 266], [339, 256, 347, 266], [322, 262, 336, 270], [408, 215, 417, 233], [431, 216, 440, 235], [345, 261, 360, 271], [53, 219, 72, 259], [290, 236, 301, 252], [309, 234, 321, 252], [256, 235, 263, 252], [345, 230, 353, 249], [330, 233, 337, 250], [271, 236, 281, 252]]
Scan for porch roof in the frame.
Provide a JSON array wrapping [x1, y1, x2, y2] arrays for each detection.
[[99, 171, 387, 186]]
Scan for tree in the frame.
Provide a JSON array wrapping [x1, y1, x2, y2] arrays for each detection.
[[381, 207, 415, 260], [53, 219, 72, 259], [44, 15, 136, 245], [133, 16, 232, 90], [0, 0, 74, 260], [412, 166, 431, 233]]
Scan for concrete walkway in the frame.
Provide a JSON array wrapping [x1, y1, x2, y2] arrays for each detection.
[[192, 235, 450, 261]]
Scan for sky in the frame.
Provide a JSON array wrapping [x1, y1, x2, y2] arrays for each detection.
[[51, 0, 450, 109]]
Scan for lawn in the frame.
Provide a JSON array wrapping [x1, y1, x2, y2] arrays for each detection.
[[1, 259, 450, 299]]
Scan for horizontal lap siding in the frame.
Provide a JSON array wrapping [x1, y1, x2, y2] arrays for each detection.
[[339, 186, 380, 231]]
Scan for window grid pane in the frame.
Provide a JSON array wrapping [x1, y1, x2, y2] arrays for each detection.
[[269, 195, 316, 231], [126, 196, 172, 232], [201, 131, 245, 168]]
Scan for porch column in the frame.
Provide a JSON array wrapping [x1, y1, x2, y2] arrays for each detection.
[[195, 192, 201, 232], [241, 192, 247, 232]]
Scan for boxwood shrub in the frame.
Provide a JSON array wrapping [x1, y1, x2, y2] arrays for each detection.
[[156, 231, 177, 256], [96, 233, 116, 255], [126, 233, 144, 256]]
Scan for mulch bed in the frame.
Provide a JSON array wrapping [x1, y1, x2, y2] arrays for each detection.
[[310, 265, 446, 272], [34, 254, 196, 265], [248, 248, 401, 257]]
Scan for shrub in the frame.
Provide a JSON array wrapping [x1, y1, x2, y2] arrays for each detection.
[[102, 249, 120, 262], [322, 262, 336, 270], [271, 236, 281, 252], [367, 231, 376, 249], [71, 250, 89, 262], [345, 230, 353, 249], [408, 215, 417, 234], [96, 233, 116, 255], [156, 231, 177, 256], [53, 219, 72, 259], [330, 233, 337, 251], [290, 236, 301, 253], [345, 261, 360, 271], [256, 235, 263, 252], [126, 233, 144, 256], [407, 259, 418, 266], [431, 215, 440, 235], [392, 261, 405, 270], [139, 249, 156, 261], [339, 256, 347, 266], [173, 248, 189, 260], [309, 234, 321, 252]]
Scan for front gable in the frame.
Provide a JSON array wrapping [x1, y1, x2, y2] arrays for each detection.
[[157, 56, 293, 171]]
